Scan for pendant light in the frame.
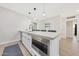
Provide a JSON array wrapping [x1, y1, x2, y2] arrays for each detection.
[[33, 8, 37, 21], [42, 3, 46, 16]]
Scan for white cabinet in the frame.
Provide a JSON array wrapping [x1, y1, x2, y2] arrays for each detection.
[[21, 32, 40, 56], [22, 33, 32, 48]]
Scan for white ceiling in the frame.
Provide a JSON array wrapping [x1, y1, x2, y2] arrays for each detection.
[[0, 3, 79, 20]]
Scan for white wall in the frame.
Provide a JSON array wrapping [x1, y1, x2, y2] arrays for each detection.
[[0, 7, 31, 44], [60, 17, 66, 39]]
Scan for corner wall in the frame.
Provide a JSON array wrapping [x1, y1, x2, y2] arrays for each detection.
[[0, 7, 31, 44]]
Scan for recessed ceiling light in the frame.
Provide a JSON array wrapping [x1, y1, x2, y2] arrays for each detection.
[[28, 12, 31, 14], [42, 12, 46, 16]]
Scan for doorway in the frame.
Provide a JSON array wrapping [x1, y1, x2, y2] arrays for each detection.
[[74, 24, 77, 36], [66, 19, 77, 39], [66, 20, 73, 39]]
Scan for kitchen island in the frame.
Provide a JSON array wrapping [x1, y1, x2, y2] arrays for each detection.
[[20, 31, 60, 56]]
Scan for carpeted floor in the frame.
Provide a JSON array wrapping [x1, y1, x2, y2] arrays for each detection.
[[2, 44, 23, 56]]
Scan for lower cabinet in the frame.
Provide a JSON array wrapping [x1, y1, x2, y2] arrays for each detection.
[[22, 33, 32, 48], [21, 33, 41, 56]]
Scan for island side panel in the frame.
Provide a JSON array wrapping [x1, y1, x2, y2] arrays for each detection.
[[48, 36, 60, 56]]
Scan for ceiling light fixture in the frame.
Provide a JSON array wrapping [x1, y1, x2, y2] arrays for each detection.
[[42, 4, 46, 16], [28, 12, 31, 14], [42, 12, 46, 16], [34, 8, 36, 11], [33, 7, 37, 21]]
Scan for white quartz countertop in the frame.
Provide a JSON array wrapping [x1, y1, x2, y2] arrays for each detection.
[[20, 30, 60, 40]]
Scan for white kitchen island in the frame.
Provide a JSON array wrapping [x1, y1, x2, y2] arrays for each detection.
[[20, 31, 60, 56]]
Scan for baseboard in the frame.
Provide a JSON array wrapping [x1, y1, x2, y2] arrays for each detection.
[[0, 39, 20, 45]]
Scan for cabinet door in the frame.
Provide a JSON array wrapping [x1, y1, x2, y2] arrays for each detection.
[[22, 33, 32, 47]]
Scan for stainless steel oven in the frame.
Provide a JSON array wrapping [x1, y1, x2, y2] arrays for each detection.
[[32, 38, 49, 56]]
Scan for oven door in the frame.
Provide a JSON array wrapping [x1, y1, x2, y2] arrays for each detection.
[[32, 39, 48, 56]]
